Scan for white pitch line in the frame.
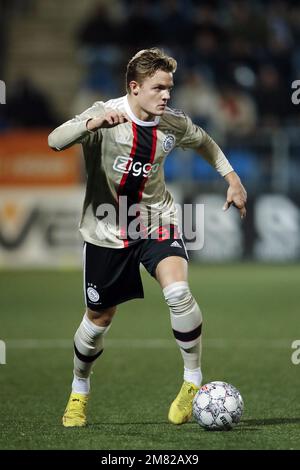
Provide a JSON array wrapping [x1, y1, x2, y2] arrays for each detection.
[[5, 338, 295, 350]]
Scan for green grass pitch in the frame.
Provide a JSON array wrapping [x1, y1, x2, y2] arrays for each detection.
[[0, 264, 299, 450]]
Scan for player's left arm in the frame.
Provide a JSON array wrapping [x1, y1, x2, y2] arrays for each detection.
[[223, 170, 247, 220], [194, 131, 247, 219]]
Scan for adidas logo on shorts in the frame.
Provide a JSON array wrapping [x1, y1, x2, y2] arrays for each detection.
[[170, 241, 182, 248]]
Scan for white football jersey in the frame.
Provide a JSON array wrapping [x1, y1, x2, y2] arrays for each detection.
[[48, 95, 233, 248]]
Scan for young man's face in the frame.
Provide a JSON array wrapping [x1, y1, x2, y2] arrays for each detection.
[[130, 70, 174, 118]]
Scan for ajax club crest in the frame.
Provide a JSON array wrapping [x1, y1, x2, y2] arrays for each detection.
[[87, 284, 100, 303], [162, 134, 176, 153]]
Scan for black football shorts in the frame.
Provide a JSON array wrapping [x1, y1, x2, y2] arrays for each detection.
[[83, 227, 189, 310]]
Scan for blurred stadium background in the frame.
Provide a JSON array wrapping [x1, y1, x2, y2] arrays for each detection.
[[1, 0, 300, 266], [0, 0, 300, 450]]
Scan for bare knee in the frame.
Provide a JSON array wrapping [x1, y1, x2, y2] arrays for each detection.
[[87, 306, 117, 327], [155, 256, 188, 289]]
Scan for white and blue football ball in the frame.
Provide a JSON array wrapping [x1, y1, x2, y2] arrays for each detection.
[[193, 381, 244, 430]]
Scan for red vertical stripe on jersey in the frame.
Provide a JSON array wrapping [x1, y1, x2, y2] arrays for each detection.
[[117, 123, 157, 247], [138, 127, 157, 202], [117, 122, 138, 247]]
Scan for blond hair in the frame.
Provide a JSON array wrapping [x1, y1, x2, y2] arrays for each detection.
[[126, 48, 177, 93]]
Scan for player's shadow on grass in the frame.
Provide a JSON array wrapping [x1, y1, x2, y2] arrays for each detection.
[[85, 418, 300, 431], [239, 418, 300, 428], [91, 422, 174, 427]]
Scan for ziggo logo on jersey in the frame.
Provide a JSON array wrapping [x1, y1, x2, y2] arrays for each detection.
[[113, 156, 160, 177]]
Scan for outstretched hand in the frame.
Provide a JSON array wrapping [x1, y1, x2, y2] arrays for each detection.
[[223, 172, 247, 219]]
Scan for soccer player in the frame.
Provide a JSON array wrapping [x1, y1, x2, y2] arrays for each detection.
[[48, 48, 247, 427]]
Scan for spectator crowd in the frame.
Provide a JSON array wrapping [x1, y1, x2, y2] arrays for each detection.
[[1, 0, 299, 141]]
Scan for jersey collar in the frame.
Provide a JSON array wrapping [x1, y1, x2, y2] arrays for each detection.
[[124, 95, 160, 127]]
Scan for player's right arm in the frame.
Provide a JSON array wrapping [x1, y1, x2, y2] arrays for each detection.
[[48, 102, 129, 151]]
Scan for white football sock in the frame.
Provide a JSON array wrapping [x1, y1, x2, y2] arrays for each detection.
[[72, 374, 90, 395], [73, 312, 111, 380], [184, 367, 202, 388], [163, 281, 203, 387]]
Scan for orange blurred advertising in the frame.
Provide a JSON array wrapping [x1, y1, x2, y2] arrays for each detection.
[[0, 130, 80, 186]]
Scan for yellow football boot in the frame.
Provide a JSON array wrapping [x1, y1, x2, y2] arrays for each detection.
[[62, 392, 89, 427], [168, 381, 199, 425]]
